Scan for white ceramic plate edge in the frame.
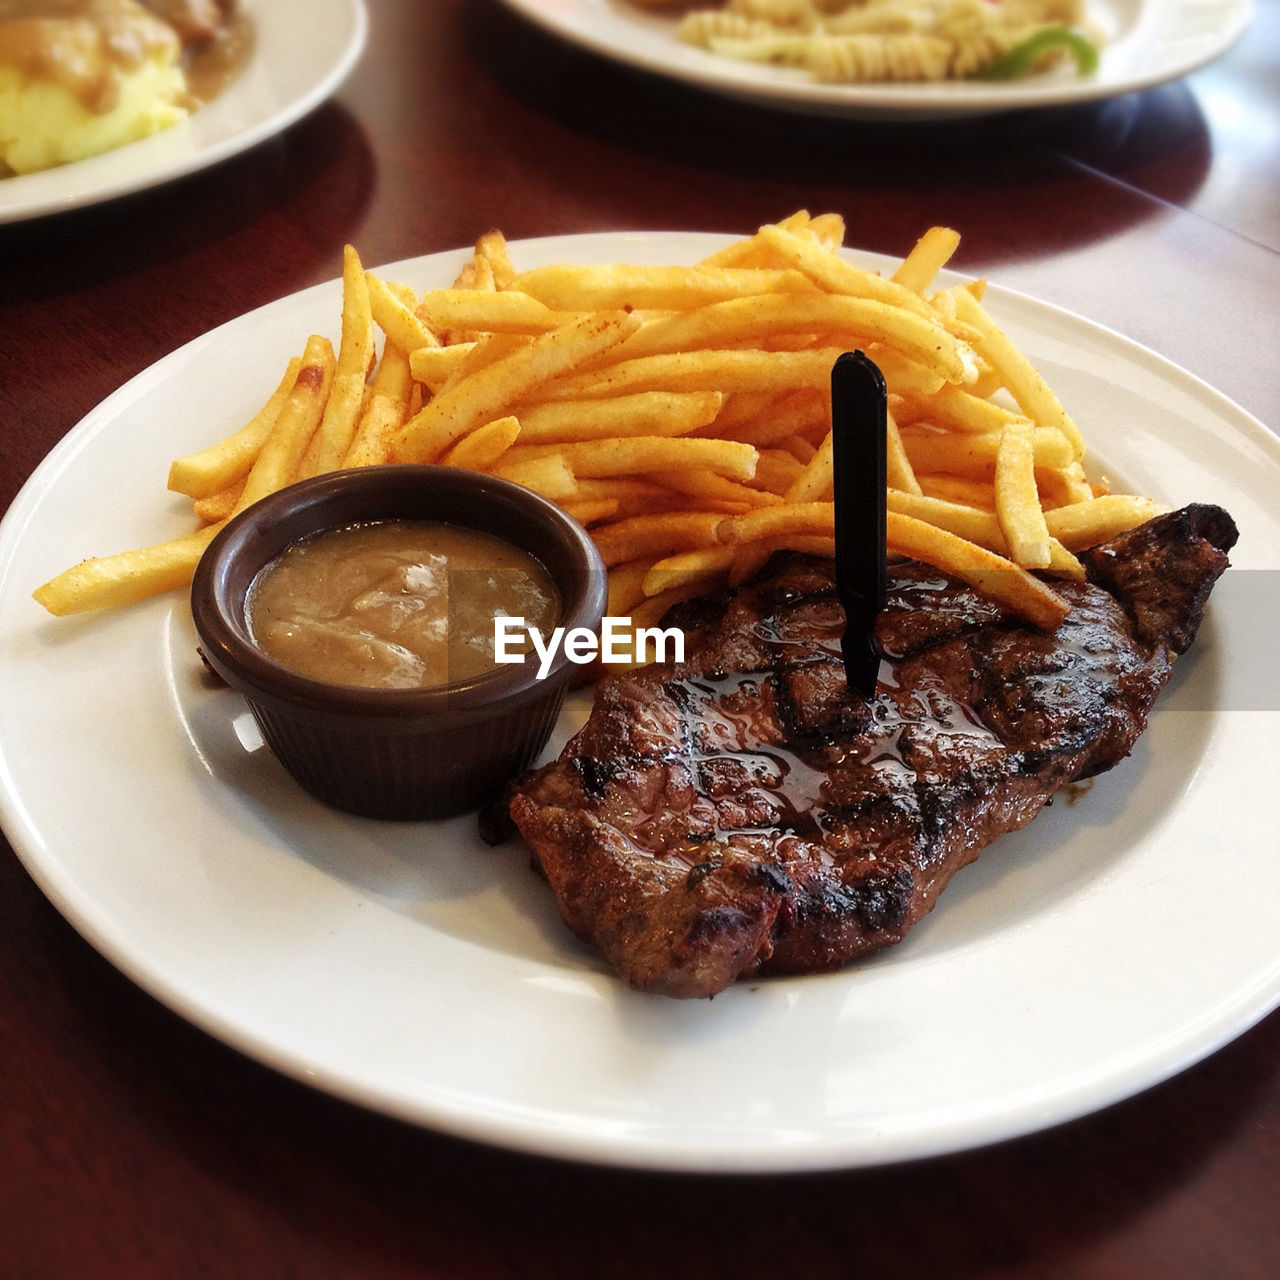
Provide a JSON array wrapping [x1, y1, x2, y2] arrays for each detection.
[[0, 0, 368, 224], [496, 0, 1254, 118]]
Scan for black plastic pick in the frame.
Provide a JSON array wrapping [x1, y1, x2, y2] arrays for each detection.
[[831, 350, 886, 699]]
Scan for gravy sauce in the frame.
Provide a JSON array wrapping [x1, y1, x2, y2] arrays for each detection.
[[180, 4, 250, 105], [0, 0, 248, 112], [248, 521, 562, 691]]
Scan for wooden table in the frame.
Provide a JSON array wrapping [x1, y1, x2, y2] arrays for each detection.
[[2, 3, 1277, 1274]]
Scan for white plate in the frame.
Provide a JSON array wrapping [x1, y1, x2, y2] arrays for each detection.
[[0, 0, 367, 224], [1, 232, 1278, 1173], [497, 0, 1252, 118]]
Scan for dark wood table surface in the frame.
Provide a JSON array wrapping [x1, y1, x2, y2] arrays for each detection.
[[2, 2, 1277, 1275]]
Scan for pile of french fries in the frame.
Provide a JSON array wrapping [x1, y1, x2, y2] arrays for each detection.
[[34, 210, 1165, 645]]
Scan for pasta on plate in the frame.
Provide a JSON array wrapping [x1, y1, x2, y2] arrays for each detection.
[[666, 0, 1103, 84]]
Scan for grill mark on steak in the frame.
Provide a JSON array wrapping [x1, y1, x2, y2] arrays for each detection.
[[507, 505, 1237, 998]]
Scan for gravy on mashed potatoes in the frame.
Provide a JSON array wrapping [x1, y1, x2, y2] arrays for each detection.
[[248, 522, 564, 691], [0, 0, 248, 175]]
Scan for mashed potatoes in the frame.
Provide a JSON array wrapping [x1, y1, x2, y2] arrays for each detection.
[[0, 0, 190, 176]]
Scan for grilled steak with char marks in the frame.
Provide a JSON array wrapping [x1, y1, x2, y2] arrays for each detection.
[[508, 504, 1237, 998]]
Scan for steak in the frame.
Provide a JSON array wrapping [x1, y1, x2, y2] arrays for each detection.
[[507, 504, 1237, 998]]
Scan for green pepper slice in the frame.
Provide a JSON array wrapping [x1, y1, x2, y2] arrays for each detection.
[[975, 26, 1100, 81]]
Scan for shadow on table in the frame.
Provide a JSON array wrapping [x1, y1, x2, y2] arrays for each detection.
[[470, 1, 1211, 269], [0, 102, 375, 308]]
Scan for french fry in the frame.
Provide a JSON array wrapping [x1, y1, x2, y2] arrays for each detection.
[[807, 212, 846, 251], [717, 502, 834, 545], [416, 288, 579, 335], [784, 429, 834, 501], [756, 223, 932, 311], [548, 345, 852, 401], [439, 331, 531, 385], [887, 489, 1004, 550], [699, 388, 778, 438], [408, 341, 474, 392], [755, 223, 977, 348], [916, 473, 997, 509], [192, 481, 244, 524], [507, 263, 819, 311], [900, 424, 1074, 478], [1044, 495, 1170, 550], [514, 390, 723, 444], [887, 489, 1080, 578], [490, 453, 578, 502], [779, 434, 817, 465], [167, 356, 301, 499], [643, 545, 739, 597], [645, 468, 782, 510], [886, 511, 1069, 631], [436, 259, 494, 346], [300, 245, 376, 477], [610, 292, 971, 382], [964, 356, 1003, 401], [568, 475, 678, 507], [1045, 541, 1086, 580], [367, 271, 439, 354], [343, 342, 415, 468], [994, 422, 1052, 568], [475, 228, 516, 289], [233, 335, 335, 513], [885, 410, 922, 495], [591, 512, 726, 567], [443, 415, 522, 471], [896, 383, 1031, 435], [497, 436, 758, 483], [702, 387, 826, 447], [891, 226, 961, 295], [696, 209, 824, 268], [554, 476, 704, 523], [607, 558, 656, 615], [749, 448, 807, 495], [952, 286, 1086, 459], [33, 524, 224, 617], [391, 311, 641, 463], [1036, 460, 1095, 508], [561, 498, 621, 527], [450, 246, 495, 293], [868, 344, 950, 400]]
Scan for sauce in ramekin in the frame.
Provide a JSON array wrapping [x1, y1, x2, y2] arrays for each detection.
[[248, 521, 561, 690]]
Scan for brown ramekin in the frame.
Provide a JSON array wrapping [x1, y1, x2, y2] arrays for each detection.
[[190, 465, 606, 820]]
